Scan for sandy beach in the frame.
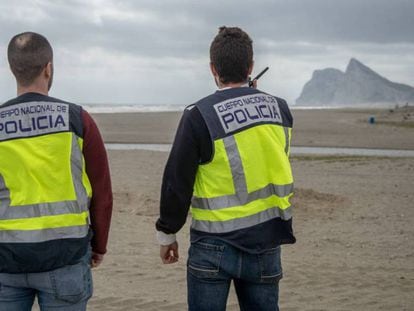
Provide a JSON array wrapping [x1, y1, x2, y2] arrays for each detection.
[[83, 107, 414, 311]]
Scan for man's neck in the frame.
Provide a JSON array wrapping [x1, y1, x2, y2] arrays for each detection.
[[218, 81, 248, 89], [17, 84, 48, 97]]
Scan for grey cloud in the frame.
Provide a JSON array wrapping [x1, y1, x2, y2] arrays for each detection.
[[118, 0, 414, 44], [2, 0, 413, 60]]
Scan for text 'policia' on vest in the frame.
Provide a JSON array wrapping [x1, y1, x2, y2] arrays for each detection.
[[0, 97, 92, 273], [190, 86, 295, 248]]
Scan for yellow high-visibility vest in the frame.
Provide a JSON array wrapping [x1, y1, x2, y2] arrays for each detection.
[[190, 88, 293, 233], [0, 100, 92, 243]]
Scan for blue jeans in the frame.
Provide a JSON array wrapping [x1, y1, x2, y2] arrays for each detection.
[[187, 238, 282, 311], [0, 251, 92, 311]]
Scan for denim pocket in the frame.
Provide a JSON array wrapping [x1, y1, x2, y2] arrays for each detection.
[[258, 246, 283, 283], [50, 260, 92, 303], [188, 241, 225, 278]]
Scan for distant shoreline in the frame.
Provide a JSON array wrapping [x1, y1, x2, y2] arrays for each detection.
[[83, 103, 408, 114], [91, 108, 414, 150]]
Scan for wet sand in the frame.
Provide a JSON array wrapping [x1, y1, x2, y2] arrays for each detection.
[[93, 107, 414, 149]]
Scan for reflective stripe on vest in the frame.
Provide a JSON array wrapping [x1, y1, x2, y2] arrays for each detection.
[[0, 101, 92, 243], [191, 91, 293, 234]]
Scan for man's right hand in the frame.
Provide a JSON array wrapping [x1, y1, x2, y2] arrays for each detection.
[[91, 252, 104, 268], [160, 241, 179, 264], [251, 78, 258, 88]]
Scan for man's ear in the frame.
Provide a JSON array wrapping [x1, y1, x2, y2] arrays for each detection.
[[248, 61, 254, 76], [45, 62, 53, 79], [210, 62, 218, 78]]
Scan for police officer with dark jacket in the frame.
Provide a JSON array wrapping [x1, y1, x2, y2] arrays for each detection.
[[156, 26, 295, 310]]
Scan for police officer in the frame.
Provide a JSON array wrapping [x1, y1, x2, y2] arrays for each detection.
[[156, 26, 296, 310], [0, 32, 113, 310]]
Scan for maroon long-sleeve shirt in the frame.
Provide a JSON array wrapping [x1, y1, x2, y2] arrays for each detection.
[[82, 109, 113, 255]]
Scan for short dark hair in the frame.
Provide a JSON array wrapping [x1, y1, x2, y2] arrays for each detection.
[[8, 32, 53, 86], [210, 26, 253, 84]]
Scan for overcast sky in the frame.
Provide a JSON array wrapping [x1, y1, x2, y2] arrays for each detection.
[[1, 0, 413, 106]]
